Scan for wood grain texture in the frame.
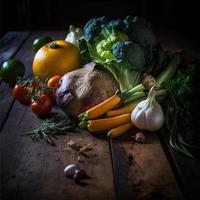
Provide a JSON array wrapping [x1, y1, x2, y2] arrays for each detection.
[[0, 31, 115, 200], [0, 32, 30, 64], [110, 131, 184, 200], [159, 129, 200, 200], [0, 31, 29, 129], [0, 103, 115, 200]]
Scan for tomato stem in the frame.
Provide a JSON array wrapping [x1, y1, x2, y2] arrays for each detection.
[[49, 42, 59, 49]]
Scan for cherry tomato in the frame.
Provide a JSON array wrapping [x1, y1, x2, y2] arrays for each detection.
[[30, 94, 53, 117], [13, 84, 30, 104], [47, 75, 62, 88], [44, 90, 56, 104]]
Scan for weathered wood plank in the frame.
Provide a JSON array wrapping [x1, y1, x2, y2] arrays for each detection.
[[0, 104, 115, 200], [0, 32, 30, 64], [0, 82, 14, 129], [0, 31, 115, 200], [110, 131, 184, 200], [159, 130, 200, 200], [0, 32, 29, 129]]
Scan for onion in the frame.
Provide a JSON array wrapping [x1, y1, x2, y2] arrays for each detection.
[[56, 62, 119, 117], [131, 85, 164, 131]]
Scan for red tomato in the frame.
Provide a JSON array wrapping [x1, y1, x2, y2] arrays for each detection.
[[47, 75, 62, 88], [30, 94, 53, 117], [13, 84, 30, 104], [44, 90, 56, 105]]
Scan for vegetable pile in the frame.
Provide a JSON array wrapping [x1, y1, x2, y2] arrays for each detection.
[[76, 16, 200, 158], [1, 16, 200, 158]]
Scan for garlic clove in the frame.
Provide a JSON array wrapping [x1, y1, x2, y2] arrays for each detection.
[[64, 164, 80, 178], [131, 101, 146, 130], [135, 132, 146, 143], [145, 102, 164, 131]]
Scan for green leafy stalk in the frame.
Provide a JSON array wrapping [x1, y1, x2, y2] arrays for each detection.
[[156, 53, 182, 88], [104, 61, 143, 91], [163, 63, 200, 158], [123, 91, 145, 104]]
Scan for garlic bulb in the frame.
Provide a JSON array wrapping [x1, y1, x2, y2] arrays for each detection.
[[131, 85, 164, 131]]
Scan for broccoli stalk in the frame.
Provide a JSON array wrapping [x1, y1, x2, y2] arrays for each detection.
[[104, 61, 142, 91]]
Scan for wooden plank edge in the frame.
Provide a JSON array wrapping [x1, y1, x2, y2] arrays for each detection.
[[0, 31, 31, 87], [158, 130, 191, 200], [0, 95, 15, 132], [0, 32, 31, 129], [109, 138, 135, 200], [0, 31, 31, 61]]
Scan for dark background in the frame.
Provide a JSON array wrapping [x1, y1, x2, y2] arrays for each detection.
[[0, 0, 200, 44]]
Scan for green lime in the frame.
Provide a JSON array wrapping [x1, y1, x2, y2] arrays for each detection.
[[32, 36, 52, 52], [0, 59, 25, 85]]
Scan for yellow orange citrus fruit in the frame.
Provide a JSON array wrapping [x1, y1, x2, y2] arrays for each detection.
[[32, 40, 82, 79]]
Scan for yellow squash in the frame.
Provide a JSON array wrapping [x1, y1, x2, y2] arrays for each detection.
[[32, 40, 82, 78]]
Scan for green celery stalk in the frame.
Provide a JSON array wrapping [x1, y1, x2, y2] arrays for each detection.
[[156, 53, 182, 88]]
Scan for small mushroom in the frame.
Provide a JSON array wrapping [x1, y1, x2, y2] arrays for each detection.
[[73, 169, 88, 184], [73, 170, 81, 183], [132, 132, 146, 143]]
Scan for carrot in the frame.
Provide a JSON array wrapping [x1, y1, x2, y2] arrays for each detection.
[[78, 94, 122, 120], [86, 113, 131, 133], [106, 100, 140, 117], [107, 122, 133, 138]]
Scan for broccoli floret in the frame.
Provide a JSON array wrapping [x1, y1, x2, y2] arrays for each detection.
[[83, 16, 108, 42], [112, 41, 147, 72], [102, 19, 126, 36], [101, 19, 128, 40], [132, 18, 157, 47], [123, 16, 157, 47], [123, 15, 138, 37], [96, 34, 128, 62], [94, 20, 128, 63]]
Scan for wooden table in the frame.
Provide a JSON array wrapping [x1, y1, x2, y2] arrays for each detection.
[[0, 31, 200, 200]]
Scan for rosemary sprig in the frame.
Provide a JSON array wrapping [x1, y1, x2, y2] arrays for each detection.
[[27, 115, 78, 145]]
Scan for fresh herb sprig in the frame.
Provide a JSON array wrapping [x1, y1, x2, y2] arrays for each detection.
[[28, 116, 78, 145]]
